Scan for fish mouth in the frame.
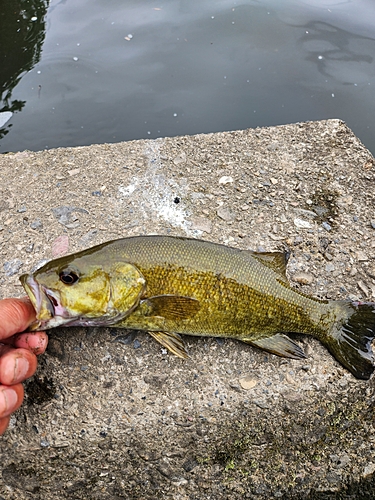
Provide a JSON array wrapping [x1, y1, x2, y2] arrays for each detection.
[[19, 274, 70, 331], [19, 274, 137, 331]]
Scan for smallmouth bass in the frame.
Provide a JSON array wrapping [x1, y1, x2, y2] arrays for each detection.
[[19, 235, 375, 379]]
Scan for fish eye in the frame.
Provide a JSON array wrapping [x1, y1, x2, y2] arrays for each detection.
[[59, 269, 80, 285]]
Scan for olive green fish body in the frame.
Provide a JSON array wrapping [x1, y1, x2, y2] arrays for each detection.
[[103, 237, 329, 340], [20, 236, 375, 379]]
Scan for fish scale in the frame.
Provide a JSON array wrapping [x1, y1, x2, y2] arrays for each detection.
[[20, 235, 375, 379], [103, 237, 331, 337]]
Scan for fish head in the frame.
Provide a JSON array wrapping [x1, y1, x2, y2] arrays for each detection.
[[20, 252, 146, 331]]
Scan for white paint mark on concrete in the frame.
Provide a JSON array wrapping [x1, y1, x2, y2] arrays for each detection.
[[119, 184, 136, 196], [117, 139, 200, 236]]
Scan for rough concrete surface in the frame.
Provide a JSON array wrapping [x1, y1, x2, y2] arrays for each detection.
[[0, 119, 375, 499]]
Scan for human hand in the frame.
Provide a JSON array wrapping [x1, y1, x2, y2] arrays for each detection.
[[0, 298, 48, 435]]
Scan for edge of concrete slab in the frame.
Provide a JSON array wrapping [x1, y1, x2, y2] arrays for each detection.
[[0, 119, 374, 499]]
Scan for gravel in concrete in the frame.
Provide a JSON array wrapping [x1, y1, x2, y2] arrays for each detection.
[[0, 119, 375, 499]]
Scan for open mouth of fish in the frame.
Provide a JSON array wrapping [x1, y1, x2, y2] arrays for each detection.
[[20, 274, 129, 331], [20, 274, 67, 330]]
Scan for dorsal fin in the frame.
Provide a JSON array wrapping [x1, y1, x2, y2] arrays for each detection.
[[246, 250, 290, 281]]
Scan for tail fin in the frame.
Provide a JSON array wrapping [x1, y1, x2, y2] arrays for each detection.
[[324, 302, 375, 380]]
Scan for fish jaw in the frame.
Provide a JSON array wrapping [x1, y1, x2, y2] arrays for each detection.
[[19, 273, 143, 331], [19, 274, 74, 330]]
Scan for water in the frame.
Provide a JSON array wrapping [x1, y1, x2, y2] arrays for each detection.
[[0, 0, 374, 154]]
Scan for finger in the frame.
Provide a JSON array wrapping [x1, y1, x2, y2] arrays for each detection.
[[0, 415, 11, 435], [0, 298, 36, 341], [0, 383, 24, 418], [0, 348, 38, 385], [2, 331, 48, 355]]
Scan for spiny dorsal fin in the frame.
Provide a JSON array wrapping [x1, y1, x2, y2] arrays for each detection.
[[143, 295, 200, 320]]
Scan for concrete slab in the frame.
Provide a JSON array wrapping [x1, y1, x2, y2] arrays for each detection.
[[0, 119, 374, 499]]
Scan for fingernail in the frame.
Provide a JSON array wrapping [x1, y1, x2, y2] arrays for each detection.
[[0, 388, 18, 414], [14, 357, 29, 382]]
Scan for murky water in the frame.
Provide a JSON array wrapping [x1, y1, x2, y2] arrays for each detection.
[[0, 0, 374, 154]]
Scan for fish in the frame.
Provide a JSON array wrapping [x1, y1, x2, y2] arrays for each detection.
[[19, 235, 375, 379]]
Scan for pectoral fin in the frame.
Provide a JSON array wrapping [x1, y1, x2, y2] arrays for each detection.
[[244, 333, 306, 359], [142, 295, 200, 320], [148, 331, 189, 359]]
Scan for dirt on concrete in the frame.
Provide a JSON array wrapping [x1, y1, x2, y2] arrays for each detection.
[[0, 119, 375, 499]]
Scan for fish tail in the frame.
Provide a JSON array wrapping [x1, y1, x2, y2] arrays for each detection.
[[324, 302, 375, 380]]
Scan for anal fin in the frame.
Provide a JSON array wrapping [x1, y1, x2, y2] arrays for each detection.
[[244, 333, 306, 360], [148, 331, 189, 359]]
